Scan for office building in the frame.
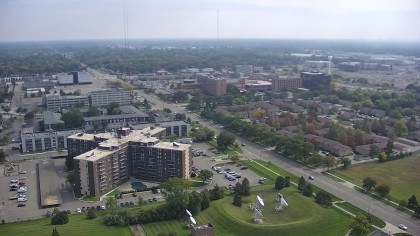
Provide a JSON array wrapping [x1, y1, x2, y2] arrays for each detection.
[[200, 77, 227, 96], [83, 105, 149, 131], [21, 129, 82, 153], [71, 127, 192, 196], [271, 77, 302, 92], [57, 73, 75, 85], [300, 72, 331, 90], [77, 71, 93, 84], [90, 88, 131, 107], [43, 94, 89, 111]]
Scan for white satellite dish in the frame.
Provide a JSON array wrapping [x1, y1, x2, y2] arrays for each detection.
[[281, 198, 289, 207], [186, 209, 192, 217], [257, 196, 264, 207], [190, 216, 197, 225]]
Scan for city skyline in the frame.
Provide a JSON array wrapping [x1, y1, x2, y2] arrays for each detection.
[[1, 0, 420, 42]]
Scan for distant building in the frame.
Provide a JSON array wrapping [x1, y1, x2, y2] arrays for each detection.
[[131, 120, 190, 137], [57, 73, 74, 85], [235, 65, 254, 76], [271, 77, 302, 92], [21, 129, 82, 153], [83, 105, 149, 131], [23, 80, 55, 91], [70, 127, 192, 196], [244, 80, 272, 92], [90, 88, 131, 107], [200, 77, 227, 96], [300, 72, 331, 90], [42, 110, 64, 130], [57, 71, 93, 85], [43, 94, 89, 111]]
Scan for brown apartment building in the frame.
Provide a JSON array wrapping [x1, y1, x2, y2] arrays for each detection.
[[201, 77, 227, 96], [70, 127, 192, 196], [271, 77, 302, 92]]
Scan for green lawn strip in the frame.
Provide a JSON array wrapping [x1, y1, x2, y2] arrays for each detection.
[[328, 170, 356, 182], [0, 213, 131, 236], [335, 202, 386, 228], [322, 172, 345, 182], [143, 220, 190, 236], [330, 155, 420, 202]]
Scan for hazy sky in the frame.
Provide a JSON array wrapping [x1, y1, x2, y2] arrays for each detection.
[[1, 0, 420, 42]]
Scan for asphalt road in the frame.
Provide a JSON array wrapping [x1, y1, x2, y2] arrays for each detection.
[[135, 88, 420, 235]]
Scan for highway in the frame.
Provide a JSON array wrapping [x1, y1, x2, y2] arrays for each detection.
[[136, 91, 420, 235]]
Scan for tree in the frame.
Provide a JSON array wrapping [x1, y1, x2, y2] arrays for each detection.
[[209, 185, 225, 201], [216, 131, 235, 151], [87, 208, 97, 219], [51, 227, 59, 236], [375, 184, 390, 198], [106, 197, 119, 214], [61, 108, 83, 129], [51, 209, 69, 225], [302, 184, 313, 197], [386, 139, 394, 155], [275, 176, 285, 190], [394, 120, 408, 138], [408, 195, 418, 209], [315, 191, 332, 208], [198, 170, 213, 183], [349, 213, 370, 236], [201, 191, 210, 210], [369, 145, 380, 158], [284, 176, 291, 187], [107, 102, 120, 114], [241, 178, 250, 196], [187, 191, 202, 216], [415, 205, 420, 217], [66, 172, 75, 185], [362, 177, 376, 191], [87, 107, 101, 117], [232, 194, 242, 207], [175, 113, 186, 120], [73, 89, 82, 96], [0, 149, 7, 163], [378, 152, 387, 162], [3, 106, 10, 113], [161, 177, 191, 216], [138, 196, 144, 206], [24, 111, 35, 120], [339, 157, 352, 169], [298, 176, 306, 191], [323, 156, 337, 170]]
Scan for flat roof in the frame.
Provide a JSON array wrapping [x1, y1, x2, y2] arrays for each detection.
[[38, 159, 63, 207]]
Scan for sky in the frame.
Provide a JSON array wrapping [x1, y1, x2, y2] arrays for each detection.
[[1, 0, 420, 42]]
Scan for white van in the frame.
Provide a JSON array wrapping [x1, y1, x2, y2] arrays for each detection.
[[17, 197, 27, 202]]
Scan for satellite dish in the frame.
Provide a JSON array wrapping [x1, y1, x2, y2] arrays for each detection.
[[186, 209, 192, 217], [281, 198, 289, 207], [190, 216, 197, 225], [257, 195, 264, 207]]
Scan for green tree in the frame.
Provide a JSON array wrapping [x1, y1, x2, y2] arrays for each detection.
[[138, 196, 144, 206], [232, 194, 242, 207], [66, 172, 75, 185], [386, 140, 394, 155], [87, 208, 97, 219], [378, 152, 387, 162], [233, 182, 242, 196], [241, 178, 250, 196], [349, 213, 370, 236], [302, 184, 313, 197], [339, 157, 352, 169], [394, 120, 408, 138], [414, 205, 420, 217], [198, 170, 213, 183], [51, 209, 69, 225], [362, 177, 377, 191], [284, 176, 291, 187], [161, 177, 191, 216], [106, 197, 119, 214], [217, 131, 235, 151], [61, 108, 83, 129], [0, 149, 8, 163], [24, 111, 35, 120], [323, 156, 337, 170], [408, 195, 418, 209], [107, 102, 120, 114], [201, 191, 210, 210], [315, 191, 332, 208], [275, 176, 285, 190], [298, 176, 306, 191], [209, 185, 225, 200], [375, 184, 390, 198], [187, 191, 202, 216], [369, 145, 380, 158], [87, 107, 101, 117]]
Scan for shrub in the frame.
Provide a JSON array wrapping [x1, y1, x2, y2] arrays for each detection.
[[51, 209, 69, 225], [87, 208, 97, 219]]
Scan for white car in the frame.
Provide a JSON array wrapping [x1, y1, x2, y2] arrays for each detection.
[[19, 177, 27, 180], [10, 179, 18, 183], [101, 206, 106, 210], [76, 208, 82, 213], [19, 171, 27, 174], [398, 224, 408, 231]]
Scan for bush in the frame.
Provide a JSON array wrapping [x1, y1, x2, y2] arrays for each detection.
[[51, 209, 69, 225], [87, 208, 97, 219], [233, 194, 242, 207], [302, 184, 313, 197]]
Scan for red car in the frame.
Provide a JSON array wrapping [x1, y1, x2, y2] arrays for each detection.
[[18, 182, 26, 186]]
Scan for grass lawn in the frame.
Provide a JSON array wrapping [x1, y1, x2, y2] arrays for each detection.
[[0, 212, 131, 236], [330, 155, 420, 202], [143, 185, 351, 236], [335, 202, 386, 228]]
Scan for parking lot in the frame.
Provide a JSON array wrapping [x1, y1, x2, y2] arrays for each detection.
[[190, 142, 262, 190]]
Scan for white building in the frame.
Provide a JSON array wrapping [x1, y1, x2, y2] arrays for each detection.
[[21, 129, 82, 152], [77, 71, 92, 84], [90, 88, 131, 107], [57, 73, 74, 85], [44, 94, 89, 111]]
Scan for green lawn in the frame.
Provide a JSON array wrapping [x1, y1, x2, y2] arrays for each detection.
[[335, 202, 386, 228], [0, 212, 131, 236], [330, 155, 420, 202], [143, 185, 351, 236]]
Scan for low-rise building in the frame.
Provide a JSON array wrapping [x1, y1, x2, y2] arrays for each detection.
[[21, 129, 82, 153], [90, 88, 131, 107], [130, 120, 190, 137], [43, 94, 89, 111], [43, 111, 64, 130]]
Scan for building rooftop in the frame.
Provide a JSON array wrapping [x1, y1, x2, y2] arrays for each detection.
[[43, 110, 64, 125], [83, 105, 148, 121]]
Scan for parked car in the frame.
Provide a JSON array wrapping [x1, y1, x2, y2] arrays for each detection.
[[308, 176, 315, 180], [76, 208, 81, 213], [81, 207, 86, 212], [130, 201, 134, 206], [152, 198, 158, 202], [9, 183, 19, 188], [399, 224, 408, 231], [96, 206, 101, 210], [240, 166, 249, 170], [9, 196, 18, 200], [132, 192, 137, 197], [19, 177, 27, 180], [17, 203, 26, 207], [148, 199, 153, 203], [120, 202, 125, 207], [10, 179, 18, 183], [125, 202, 130, 206], [241, 143, 246, 146], [66, 210, 71, 214], [17, 197, 27, 202], [101, 205, 106, 210]]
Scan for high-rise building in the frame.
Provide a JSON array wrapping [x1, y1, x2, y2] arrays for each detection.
[[70, 127, 192, 196], [90, 88, 131, 107], [271, 77, 302, 92], [201, 77, 227, 96]]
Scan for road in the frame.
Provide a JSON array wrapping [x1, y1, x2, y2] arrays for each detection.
[[134, 88, 420, 235]]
